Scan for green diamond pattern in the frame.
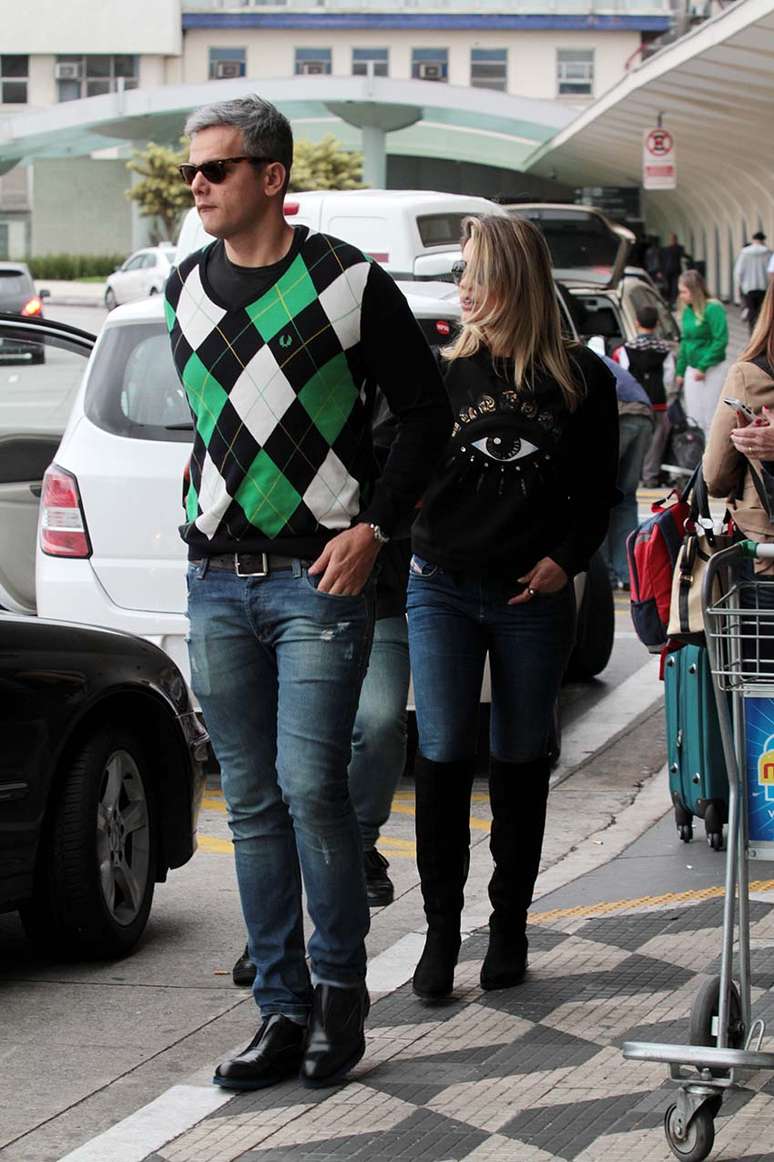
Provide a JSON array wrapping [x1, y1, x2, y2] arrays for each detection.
[[246, 254, 317, 342], [298, 352, 359, 445], [164, 298, 176, 333], [234, 449, 303, 537], [185, 479, 199, 522], [182, 351, 229, 447]]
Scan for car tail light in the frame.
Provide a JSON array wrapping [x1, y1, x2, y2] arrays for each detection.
[[367, 252, 389, 263], [435, 320, 451, 337], [39, 464, 92, 558], [21, 296, 43, 316], [283, 200, 299, 215]]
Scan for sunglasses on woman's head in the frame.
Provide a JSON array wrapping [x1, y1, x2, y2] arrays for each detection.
[[451, 259, 467, 285], [178, 156, 274, 186]]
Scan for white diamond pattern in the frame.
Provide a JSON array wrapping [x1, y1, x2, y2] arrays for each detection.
[[174, 264, 227, 351], [227, 344, 297, 447], [195, 451, 234, 539], [317, 261, 370, 351], [303, 447, 360, 529]]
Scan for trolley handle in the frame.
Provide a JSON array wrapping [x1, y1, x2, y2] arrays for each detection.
[[742, 539, 774, 559]]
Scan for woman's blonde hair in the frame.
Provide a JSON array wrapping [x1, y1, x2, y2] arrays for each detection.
[[678, 268, 709, 319], [740, 281, 774, 369], [442, 214, 584, 410]]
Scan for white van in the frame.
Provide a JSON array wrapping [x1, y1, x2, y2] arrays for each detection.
[[175, 189, 508, 278]]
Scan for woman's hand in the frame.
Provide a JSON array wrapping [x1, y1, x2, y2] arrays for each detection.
[[693, 369, 706, 381], [509, 557, 569, 605], [731, 406, 774, 459], [675, 375, 684, 387]]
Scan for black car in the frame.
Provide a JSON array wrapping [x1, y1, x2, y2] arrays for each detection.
[[0, 262, 49, 363], [0, 613, 208, 958]]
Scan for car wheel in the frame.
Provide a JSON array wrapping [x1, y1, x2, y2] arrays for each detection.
[[22, 724, 156, 958], [565, 551, 615, 681], [104, 287, 117, 310]]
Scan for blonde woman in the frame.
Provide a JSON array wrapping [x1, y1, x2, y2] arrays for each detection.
[[676, 269, 728, 438], [407, 215, 619, 1001]]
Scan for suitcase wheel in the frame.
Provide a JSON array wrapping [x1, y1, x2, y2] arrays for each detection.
[[678, 822, 693, 843]]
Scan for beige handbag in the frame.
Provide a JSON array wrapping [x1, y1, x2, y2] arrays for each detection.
[[666, 527, 732, 641]]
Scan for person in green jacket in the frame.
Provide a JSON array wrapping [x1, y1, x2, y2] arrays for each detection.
[[675, 268, 728, 438]]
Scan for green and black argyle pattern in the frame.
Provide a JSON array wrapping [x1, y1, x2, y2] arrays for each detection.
[[165, 232, 374, 551]]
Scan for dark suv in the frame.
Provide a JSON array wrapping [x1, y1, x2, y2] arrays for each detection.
[[0, 262, 49, 363]]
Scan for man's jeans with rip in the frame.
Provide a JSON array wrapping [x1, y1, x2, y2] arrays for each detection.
[[187, 559, 374, 1021]]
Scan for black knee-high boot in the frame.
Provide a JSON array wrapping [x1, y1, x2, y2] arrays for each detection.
[[412, 754, 475, 1001], [481, 754, 551, 990]]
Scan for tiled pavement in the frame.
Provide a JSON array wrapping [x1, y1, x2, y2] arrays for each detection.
[[144, 891, 774, 1162]]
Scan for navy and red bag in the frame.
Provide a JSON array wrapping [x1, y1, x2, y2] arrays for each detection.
[[626, 467, 699, 652]]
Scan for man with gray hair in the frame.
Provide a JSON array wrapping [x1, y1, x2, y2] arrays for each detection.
[[165, 95, 449, 1090]]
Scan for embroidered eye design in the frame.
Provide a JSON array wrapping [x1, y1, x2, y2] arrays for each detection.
[[470, 434, 538, 462]]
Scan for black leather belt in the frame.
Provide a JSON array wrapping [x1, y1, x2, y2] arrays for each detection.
[[198, 553, 310, 577]]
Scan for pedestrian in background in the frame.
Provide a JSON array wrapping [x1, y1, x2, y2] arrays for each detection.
[[600, 354, 653, 589], [167, 94, 450, 1092], [676, 269, 728, 439], [615, 304, 675, 487], [661, 232, 685, 306], [734, 230, 771, 333], [407, 214, 619, 1002]]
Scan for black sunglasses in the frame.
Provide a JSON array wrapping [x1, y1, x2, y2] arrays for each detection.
[[451, 259, 467, 285], [178, 155, 274, 186]]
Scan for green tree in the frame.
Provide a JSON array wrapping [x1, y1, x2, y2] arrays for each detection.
[[126, 141, 192, 244], [289, 136, 363, 192]]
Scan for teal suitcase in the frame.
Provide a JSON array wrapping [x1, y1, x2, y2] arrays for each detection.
[[664, 645, 729, 849]]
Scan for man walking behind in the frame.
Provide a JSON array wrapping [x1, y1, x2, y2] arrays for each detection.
[[165, 94, 449, 1092], [734, 230, 771, 333]]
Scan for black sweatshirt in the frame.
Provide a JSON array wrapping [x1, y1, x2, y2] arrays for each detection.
[[411, 344, 619, 580], [166, 227, 451, 559]]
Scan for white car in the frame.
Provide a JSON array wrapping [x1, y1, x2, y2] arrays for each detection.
[[104, 245, 175, 310], [175, 190, 508, 281]]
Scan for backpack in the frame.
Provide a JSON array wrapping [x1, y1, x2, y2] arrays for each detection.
[[626, 467, 699, 651]]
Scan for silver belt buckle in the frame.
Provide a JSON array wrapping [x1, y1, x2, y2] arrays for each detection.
[[235, 552, 269, 577]]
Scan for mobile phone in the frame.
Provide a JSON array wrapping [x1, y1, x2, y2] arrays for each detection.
[[724, 397, 756, 423]]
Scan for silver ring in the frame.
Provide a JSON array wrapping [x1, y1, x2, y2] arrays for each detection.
[[528, 587, 537, 597]]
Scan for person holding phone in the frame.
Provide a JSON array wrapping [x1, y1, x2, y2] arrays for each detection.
[[406, 215, 619, 1002]]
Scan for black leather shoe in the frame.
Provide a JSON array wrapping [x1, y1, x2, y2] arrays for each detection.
[[232, 944, 257, 988], [213, 1015, 306, 1090], [412, 930, 461, 1001], [300, 983, 369, 1088], [364, 848, 394, 907], [480, 930, 528, 991]]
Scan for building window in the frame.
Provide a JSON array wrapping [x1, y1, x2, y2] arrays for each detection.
[[209, 48, 246, 81], [55, 55, 139, 102], [294, 48, 332, 76], [411, 48, 448, 83], [0, 55, 28, 104], [557, 49, 594, 97], [470, 48, 507, 92], [352, 48, 388, 78]]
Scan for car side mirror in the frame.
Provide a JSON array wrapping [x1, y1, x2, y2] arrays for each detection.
[[38, 288, 51, 299]]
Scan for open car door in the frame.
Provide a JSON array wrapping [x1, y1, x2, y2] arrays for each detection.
[[0, 314, 94, 613], [506, 204, 634, 289]]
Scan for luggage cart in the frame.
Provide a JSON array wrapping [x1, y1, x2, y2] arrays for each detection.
[[624, 540, 774, 1161]]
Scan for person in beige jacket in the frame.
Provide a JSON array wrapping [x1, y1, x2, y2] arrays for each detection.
[[703, 283, 774, 562]]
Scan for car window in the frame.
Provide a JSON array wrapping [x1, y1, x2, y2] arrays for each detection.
[[0, 329, 89, 437], [84, 322, 192, 443], [513, 208, 619, 281], [0, 270, 33, 295], [627, 283, 680, 341], [142, 254, 157, 269], [123, 256, 144, 272], [415, 213, 469, 248], [572, 294, 624, 354]]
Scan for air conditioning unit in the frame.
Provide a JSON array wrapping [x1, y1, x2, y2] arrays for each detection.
[[299, 61, 326, 75], [417, 62, 443, 81], [215, 61, 244, 80], [55, 62, 83, 81]]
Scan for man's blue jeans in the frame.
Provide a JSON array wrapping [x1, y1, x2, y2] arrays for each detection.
[[407, 561, 575, 763], [349, 615, 410, 851], [603, 413, 653, 585], [186, 560, 374, 1020]]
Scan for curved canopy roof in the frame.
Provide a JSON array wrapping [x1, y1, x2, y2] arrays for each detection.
[[526, 0, 774, 296], [0, 75, 576, 175]]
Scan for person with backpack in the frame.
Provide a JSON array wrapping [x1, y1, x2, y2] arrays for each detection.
[[406, 214, 619, 1002], [676, 269, 729, 440], [614, 304, 676, 487]]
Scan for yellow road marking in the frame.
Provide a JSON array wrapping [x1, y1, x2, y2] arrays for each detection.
[[198, 835, 233, 855], [530, 879, 774, 925]]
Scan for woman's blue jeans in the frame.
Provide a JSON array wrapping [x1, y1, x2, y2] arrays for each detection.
[[407, 559, 576, 763], [186, 559, 374, 1020]]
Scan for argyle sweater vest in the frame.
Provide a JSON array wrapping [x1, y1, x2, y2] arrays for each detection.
[[165, 232, 375, 558]]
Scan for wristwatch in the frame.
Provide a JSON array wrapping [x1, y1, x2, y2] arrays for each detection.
[[368, 522, 390, 544]]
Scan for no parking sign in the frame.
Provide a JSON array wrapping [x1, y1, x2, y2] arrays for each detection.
[[643, 127, 677, 190]]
